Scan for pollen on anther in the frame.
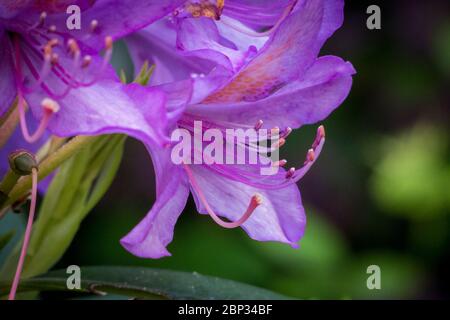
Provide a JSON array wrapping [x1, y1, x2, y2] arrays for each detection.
[[318, 125, 325, 138], [306, 149, 315, 162], [82, 55, 92, 68], [51, 53, 59, 65], [41, 98, 60, 113], [105, 36, 113, 50], [274, 138, 286, 149], [273, 159, 287, 167], [40, 12, 47, 23], [90, 20, 99, 32], [283, 127, 292, 139], [286, 167, 296, 179], [67, 39, 80, 55], [254, 120, 263, 130], [252, 194, 263, 206]]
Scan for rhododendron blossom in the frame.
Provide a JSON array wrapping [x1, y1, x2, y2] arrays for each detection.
[[121, 0, 355, 258]]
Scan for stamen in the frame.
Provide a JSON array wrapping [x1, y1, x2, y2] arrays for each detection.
[[273, 137, 286, 149], [185, 0, 223, 20], [313, 125, 325, 148], [27, 12, 47, 31], [67, 38, 80, 57], [8, 167, 38, 300], [286, 167, 295, 179], [49, 25, 57, 33], [254, 119, 264, 130], [105, 36, 113, 51], [90, 20, 99, 32], [272, 159, 287, 167], [39, 12, 47, 25], [183, 164, 262, 229], [73, 36, 113, 87], [22, 37, 60, 92], [50, 53, 59, 65], [81, 55, 92, 68], [18, 96, 59, 144], [216, 0, 225, 12], [282, 127, 292, 139], [306, 149, 315, 163]]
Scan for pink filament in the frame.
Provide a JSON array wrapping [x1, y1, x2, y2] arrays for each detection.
[[183, 164, 261, 229], [8, 168, 38, 300], [17, 95, 52, 144]]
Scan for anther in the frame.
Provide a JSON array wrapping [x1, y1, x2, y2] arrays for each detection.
[[43, 44, 52, 59], [67, 39, 80, 56], [90, 19, 99, 32], [254, 120, 263, 131], [51, 53, 59, 65], [271, 126, 280, 134], [48, 38, 59, 47], [42, 98, 60, 113], [272, 159, 287, 167], [286, 167, 296, 179], [82, 55, 92, 68], [282, 127, 292, 139], [34, 11, 47, 28], [313, 125, 326, 149], [274, 138, 286, 149], [318, 125, 325, 138], [39, 12, 47, 24], [217, 0, 225, 12], [306, 149, 315, 163], [105, 36, 113, 51], [49, 25, 57, 32]]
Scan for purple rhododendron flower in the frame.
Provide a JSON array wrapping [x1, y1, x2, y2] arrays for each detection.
[[0, 0, 186, 155], [126, 0, 345, 85], [121, 0, 356, 258]]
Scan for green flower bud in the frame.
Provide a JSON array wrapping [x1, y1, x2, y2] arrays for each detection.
[[8, 150, 38, 176]]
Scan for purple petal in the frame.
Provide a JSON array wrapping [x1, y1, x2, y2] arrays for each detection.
[[224, 0, 295, 28], [41, 0, 186, 53], [202, 0, 325, 103], [26, 79, 170, 147], [176, 17, 257, 72], [189, 55, 355, 129], [120, 145, 189, 258], [0, 31, 16, 117], [189, 164, 306, 246], [126, 20, 212, 85], [0, 0, 33, 19], [319, 0, 345, 43]]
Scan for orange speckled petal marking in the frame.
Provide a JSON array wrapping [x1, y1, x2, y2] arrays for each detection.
[[203, 0, 324, 104]]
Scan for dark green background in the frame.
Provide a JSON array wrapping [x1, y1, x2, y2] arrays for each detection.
[[22, 1, 450, 299]]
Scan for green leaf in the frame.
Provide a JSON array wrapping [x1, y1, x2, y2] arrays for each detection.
[[252, 210, 348, 273], [1, 135, 126, 280], [0, 266, 291, 300], [370, 124, 449, 220], [0, 230, 15, 252]]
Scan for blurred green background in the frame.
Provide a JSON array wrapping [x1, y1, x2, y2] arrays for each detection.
[[9, 1, 450, 299]]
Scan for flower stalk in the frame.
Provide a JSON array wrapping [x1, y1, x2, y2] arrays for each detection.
[[0, 135, 98, 212]]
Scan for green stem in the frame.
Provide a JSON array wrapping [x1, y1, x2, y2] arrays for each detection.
[[0, 171, 20, 197], [0, 100, 19, 149], [0, 135, 98, 210]]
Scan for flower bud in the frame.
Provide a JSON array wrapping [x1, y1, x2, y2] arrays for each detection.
[[8, 150, 38, 176]]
